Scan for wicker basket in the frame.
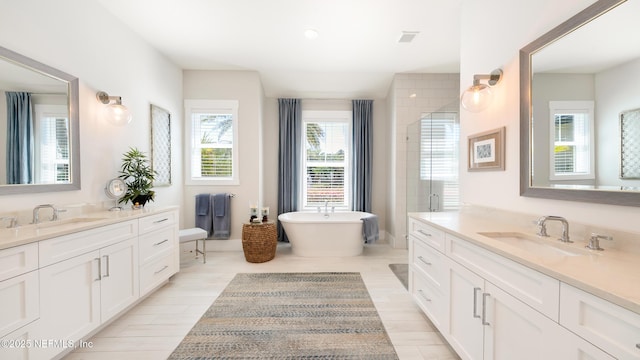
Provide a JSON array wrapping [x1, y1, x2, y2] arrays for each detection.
[[242, 222, 277, 263]]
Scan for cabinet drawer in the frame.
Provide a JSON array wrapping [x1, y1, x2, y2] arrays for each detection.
[[140, 253, 176, 296], [560, 283, 640, 360], [447, 234, 560, 320], [0, 243, 38, 282], [411, 237, 445, 289], [139, 211, 177, 234], [411, 270, 446, 330], [408, 218, 445, 252], [0, 271, 39, 338], [39, 220, 137, 267], [139, 227, 176, 265]]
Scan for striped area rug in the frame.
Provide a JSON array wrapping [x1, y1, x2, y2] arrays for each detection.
[[169, 272, 398, 359]]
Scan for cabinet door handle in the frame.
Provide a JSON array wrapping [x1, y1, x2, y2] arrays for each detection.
[[418, 289, 432, 302], [417, 230, 432, 237], [153, 218, 169, 224], [473, 287, 481, 318], [102, 255, 110, 278], [154, 239, 169, 246], [154, 265, 169, 275], [482, 293, 491, 326], [417, 256, 432, 266], [94, 257, 101, 281]]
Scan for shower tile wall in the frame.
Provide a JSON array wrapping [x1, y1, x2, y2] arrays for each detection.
[[389, 73, 459, 249]]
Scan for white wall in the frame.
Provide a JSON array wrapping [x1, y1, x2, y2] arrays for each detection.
[[0, 0, 184, 222], [459, 0, 640, 233], [182, 70, 264, 240]]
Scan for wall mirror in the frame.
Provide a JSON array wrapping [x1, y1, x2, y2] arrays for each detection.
[[0, 46, 80, 195], [520, 0, 640, 206]]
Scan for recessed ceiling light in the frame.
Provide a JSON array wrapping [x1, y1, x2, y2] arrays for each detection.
[[398, 31, 420, 43], [304, 29, 319, 40]]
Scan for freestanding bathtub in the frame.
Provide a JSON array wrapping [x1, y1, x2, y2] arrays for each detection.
[[278, 211, 373, 257]]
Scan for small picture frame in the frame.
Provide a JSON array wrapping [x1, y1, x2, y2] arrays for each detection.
[[468, 127, 505, 171]]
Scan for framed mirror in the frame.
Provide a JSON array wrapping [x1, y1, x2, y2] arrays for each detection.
[[520, 0, 640, 206], [0, 46, 80, 195]]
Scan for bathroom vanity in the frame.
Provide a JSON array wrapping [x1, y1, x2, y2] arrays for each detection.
[[0, 207, 179, 360], [408, 210, 640, 360]]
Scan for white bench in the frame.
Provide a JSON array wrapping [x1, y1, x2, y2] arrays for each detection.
[[179, 228, 207, 263]]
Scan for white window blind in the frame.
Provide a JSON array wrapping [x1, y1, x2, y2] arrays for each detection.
[[549, 101, 594, 180], [34, 104, 70, 184], [301, 111, 351, 210], [185, 100, 239, 185], [419, 117, 459, 211]]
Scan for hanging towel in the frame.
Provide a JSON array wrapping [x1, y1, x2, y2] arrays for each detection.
[[361, 214, 379, 244], [212, 193, 231, 239], [195, 194, 213, 237]]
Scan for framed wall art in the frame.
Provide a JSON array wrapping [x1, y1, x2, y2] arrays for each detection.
[[150, 104, 172, 186], [468, 126, 505, 171]]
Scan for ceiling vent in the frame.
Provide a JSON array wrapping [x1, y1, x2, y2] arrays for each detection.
[[398, 31, 419, 43]]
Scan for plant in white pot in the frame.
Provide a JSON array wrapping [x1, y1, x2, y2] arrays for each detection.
[[118, 147, 156, 208]]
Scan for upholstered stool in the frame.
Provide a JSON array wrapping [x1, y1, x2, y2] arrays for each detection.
[[179, 228, 207, 263]]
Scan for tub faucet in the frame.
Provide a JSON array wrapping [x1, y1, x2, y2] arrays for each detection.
[[536, 215, 572, 243], [32, 204, 59, 224]]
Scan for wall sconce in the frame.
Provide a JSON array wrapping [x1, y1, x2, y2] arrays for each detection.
[[460, 69, 503, 112], [96, 91, 132, 126]]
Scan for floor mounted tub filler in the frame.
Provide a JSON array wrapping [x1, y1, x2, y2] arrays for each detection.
[[278, 211, 375, 257]]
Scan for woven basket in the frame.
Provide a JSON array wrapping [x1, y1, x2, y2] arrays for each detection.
[[242, 222, 277, 263]]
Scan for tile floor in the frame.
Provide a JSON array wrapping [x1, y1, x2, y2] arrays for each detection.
[[65, 242, 459, 360]]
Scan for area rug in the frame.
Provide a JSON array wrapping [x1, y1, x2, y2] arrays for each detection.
[[169, 272, 398, 359], [389, 264, 408, 290]]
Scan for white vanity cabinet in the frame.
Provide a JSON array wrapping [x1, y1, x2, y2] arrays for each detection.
[[408, 216, 617, 360], [138, 211, 178, 296], [0, 243, 39, 339]]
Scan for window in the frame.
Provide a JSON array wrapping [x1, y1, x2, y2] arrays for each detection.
[[34, 104, 69, 184], [185, 100, 239, 185], [301, 111, 351, 211], [419, 115, 459, 211], [549, 101, 594, 180]]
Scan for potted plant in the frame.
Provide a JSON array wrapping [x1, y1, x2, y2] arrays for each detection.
[[118, 147, 156, 208]]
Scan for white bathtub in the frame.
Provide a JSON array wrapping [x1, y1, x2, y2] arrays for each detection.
[[278, 211, 373, 257]]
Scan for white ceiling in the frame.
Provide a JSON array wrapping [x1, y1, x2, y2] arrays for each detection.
[[96, 0, 462, 99]]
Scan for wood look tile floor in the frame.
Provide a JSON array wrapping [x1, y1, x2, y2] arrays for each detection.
[[65, 242, 459, 360]]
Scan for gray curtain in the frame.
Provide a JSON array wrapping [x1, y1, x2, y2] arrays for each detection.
[[277, 98, 301, 242], [352, 99, 373, 212], [5, 92, 34, 184]]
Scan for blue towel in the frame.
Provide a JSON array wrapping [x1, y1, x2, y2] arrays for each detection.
[[195, 194, 212, 236], [212, 193, 231, 239], [362, 214, 379, 244]]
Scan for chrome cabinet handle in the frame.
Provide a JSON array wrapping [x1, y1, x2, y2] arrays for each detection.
[[482, 293, 491, 326], [417, 256, 432, 266], [154, 239, 169, 246], [418, 289, 431, 302], [417, 230, 432, 237], [94, 257, 101, 281], [473, 287, 481, 319], [153, 218, 169, 224], [102, 255, 110, 278], [154, 265, 169, 275]]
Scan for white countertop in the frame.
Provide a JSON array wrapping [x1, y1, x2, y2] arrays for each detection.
[[409, 211, 640, 315], [0, 206, 178, 251]]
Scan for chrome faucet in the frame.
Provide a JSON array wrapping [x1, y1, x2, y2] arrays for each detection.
[[32, 204, 59, 224], [536, 215, 572, 243], [586, 233, 613, 251], [0, 216, 17, 228]]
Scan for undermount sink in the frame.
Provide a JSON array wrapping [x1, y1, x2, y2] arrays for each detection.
[[35, 217, 108, 229], [477, 232, 584, 258]]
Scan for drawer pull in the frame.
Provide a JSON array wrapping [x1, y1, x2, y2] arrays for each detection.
[[473, 287, 481, 319], [417, 229, 432, 237], [154, 239, 169, 246], [417, 256, 432, 266], [482, 293, 491, 326], [102, 255, 110, 278], [153, 218, 169, 224], [418, 289, 432, 302], [154, 265, 169, 275]]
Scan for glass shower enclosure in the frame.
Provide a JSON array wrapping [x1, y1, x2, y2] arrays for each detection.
[[407, 106, 460, 213]]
